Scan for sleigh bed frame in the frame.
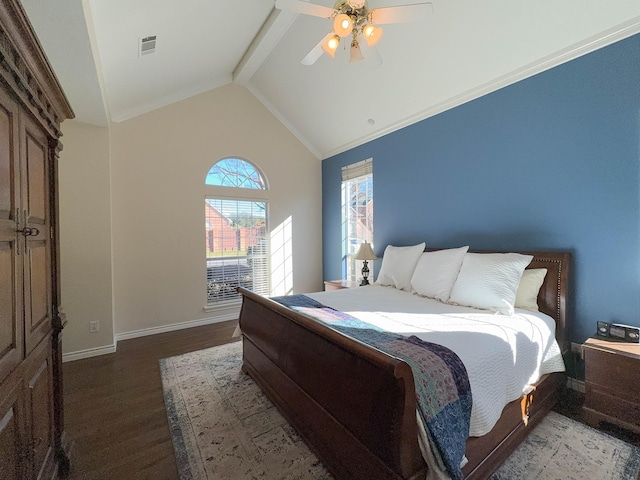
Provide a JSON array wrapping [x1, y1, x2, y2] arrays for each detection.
[[238, 249, 570, 479]]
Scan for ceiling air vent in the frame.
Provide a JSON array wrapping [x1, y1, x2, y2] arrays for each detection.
[[139, 35, 157, 56]]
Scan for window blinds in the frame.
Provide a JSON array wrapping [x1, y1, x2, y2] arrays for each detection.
[[205, 198, 269, 305], [341, 158, 372, 181]]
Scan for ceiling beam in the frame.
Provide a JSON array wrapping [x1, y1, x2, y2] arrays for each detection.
[[233, 7, 297, 85]]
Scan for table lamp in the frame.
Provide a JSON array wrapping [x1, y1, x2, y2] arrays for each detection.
[[354, 241, 377, 286]]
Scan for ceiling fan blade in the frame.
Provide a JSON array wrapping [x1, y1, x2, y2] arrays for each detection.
[[359, 39, 383, 68], [301, 32, 335, 66], [275, 0, 336, 18], [369, 2, 434, 24]]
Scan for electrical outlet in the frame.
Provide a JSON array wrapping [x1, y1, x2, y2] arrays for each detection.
[[89, 321, 99, 333]]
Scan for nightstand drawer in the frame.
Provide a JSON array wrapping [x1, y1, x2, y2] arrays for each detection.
[[583, 347, 640, 398], [585, 384, 640, 429]]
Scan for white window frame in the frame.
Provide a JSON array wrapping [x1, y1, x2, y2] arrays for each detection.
[[341, 158, 373, 282], [204, 158, 269, 310]]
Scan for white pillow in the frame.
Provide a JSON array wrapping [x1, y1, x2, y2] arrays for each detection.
[[515, 268, 547, 312], [448, 252, 533, 315], [411, 246, 469, 301], [375, 242, 426, 291]]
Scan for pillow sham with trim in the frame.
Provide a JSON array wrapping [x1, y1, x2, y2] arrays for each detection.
[[448, 252, 533, 315], [515, 268, 547, 312], [375, 242, 426, 291], [411, 246, 469, 302]]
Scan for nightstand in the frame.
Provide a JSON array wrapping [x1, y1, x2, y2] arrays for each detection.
[[324, 279, 360, 291], [583, 337, 640, 434]]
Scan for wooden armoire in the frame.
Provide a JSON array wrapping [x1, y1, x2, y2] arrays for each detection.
[[0, 1, 74, 479]]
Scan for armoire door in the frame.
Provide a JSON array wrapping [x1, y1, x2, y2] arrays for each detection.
[[25, 340, 55, 480], [21, 114, 52, 355], [0, 86, 24, 384], [0, 375, 27, 480], [1, 3, 76, 478]]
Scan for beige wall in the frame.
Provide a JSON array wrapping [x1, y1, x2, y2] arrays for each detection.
[[59, 84, 322, 356], [59, 120, 115, 357]]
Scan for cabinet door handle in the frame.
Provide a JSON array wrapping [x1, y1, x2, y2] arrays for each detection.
[[17, 226, 40, 236]]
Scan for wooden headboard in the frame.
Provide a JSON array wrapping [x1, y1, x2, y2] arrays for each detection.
[[425, 249, 571, 352], [524, 251, 571, 352]]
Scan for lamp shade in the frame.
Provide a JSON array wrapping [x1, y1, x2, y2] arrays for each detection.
[[362, 24, 383, 47], [355, 241, 377, 260], [349, 38, 364, 63], [322, 34, 340, 58], [333, 13, 353, 38]]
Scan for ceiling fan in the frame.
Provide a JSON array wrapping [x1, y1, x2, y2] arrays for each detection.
[[275, 0, 433, 65]]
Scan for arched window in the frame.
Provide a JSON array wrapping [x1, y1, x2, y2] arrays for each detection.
[[205, 157, 266, 189], [205, 158, 269, 307]]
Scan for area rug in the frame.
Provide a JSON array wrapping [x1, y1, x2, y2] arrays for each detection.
[[160, 341, 640, 480]]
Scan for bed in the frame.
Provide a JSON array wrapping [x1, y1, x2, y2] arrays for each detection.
[[237, 247, 570, 480]]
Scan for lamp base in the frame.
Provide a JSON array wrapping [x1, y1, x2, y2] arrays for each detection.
[[360, 259, 371, 286]]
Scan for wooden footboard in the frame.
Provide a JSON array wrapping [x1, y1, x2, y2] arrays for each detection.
[[239, 288, 566, 480], [239, 287, 427, 480]]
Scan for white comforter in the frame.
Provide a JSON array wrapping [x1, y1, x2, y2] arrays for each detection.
[[307, 285, 565, 437]]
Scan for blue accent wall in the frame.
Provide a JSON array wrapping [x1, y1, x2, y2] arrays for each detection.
[[322, 33, 640, 344]]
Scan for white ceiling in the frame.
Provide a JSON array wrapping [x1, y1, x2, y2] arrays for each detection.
[[20, 0, 640, 159]]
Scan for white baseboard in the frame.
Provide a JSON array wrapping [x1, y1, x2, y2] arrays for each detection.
[[63, 344, 117, 362], [114, 314, 238, 342], [63, 314, 238, 362]]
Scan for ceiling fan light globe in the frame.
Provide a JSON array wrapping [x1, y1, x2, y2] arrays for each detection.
[[321, 34, 341, 58], [349, 39, 364, 63], [363, 25, 383, 47], [334, 14, 353, 37]]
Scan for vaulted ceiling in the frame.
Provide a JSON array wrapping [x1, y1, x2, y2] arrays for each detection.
[[20, 0, 640, 159]]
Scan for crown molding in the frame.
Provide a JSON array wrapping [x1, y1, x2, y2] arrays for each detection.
[[321, 16, 640, 159]]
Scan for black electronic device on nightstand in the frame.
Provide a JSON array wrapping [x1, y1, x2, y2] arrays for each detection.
[[596, 321, 640, 343]]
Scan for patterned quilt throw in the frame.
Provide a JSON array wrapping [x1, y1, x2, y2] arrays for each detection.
[[271, 294, 472, 480]]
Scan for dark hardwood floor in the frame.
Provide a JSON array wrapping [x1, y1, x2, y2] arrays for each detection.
[[62, 321, 640, 479], [63, 320, 239, 480]]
